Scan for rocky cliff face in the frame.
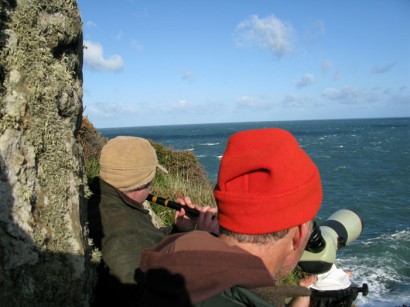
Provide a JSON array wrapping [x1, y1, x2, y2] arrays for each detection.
[[0, 0, 94, 305]]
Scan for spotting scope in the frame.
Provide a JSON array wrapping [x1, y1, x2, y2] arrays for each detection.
[[299, 209, 369, 305], [298, 209, 364, 274]]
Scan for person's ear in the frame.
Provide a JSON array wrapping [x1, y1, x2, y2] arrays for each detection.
[[292, 222, 310, 250]]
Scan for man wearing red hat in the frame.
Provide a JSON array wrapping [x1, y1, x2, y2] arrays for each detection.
[[138, 128, 322, 306]]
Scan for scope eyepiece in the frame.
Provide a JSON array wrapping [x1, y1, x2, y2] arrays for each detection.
[[305, 221, 326, 253], [299, 209, 364, 274]]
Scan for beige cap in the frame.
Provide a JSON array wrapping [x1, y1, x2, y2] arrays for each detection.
[[99, 136, 168, 192]]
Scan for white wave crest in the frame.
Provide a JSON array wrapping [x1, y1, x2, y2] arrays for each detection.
[[332, 229, 410, 305], [199, 142, 220, 146], [364, 229, 410, 246]]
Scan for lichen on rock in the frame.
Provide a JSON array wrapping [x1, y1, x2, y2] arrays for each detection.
[[0, 0, 95, 305]]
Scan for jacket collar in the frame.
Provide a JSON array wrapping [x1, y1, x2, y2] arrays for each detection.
[[91, 177, 148, 212]]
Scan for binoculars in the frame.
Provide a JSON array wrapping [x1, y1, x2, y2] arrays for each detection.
[[299, 209, 364, 274]]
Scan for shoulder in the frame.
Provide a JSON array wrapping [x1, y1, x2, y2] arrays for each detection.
[[196, 286, 275, 307], [196, 285, 310, 307]]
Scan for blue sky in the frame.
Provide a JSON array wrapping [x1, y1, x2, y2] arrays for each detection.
[[78, 0, 410, 128]]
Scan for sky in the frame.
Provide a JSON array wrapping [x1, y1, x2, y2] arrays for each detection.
[[77, 0, 410, 128]]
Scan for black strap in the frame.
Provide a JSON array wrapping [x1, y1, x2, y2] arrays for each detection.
[[310, 286, 362, 307]]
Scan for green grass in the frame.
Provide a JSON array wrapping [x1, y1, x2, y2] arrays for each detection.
[[85, 158, 100, 183], [146, 141, 216, 224], [149, 171, 216, 225]]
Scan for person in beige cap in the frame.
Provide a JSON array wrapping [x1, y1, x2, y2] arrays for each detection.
[[87, 136, 217, 306], [99, 136, 168, 194]]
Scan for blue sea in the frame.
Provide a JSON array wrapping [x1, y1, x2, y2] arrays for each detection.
[[99, 117, 410, 306]]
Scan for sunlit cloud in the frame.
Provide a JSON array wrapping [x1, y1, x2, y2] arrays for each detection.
[[237, 96, 272, 108], [322, 60, 333, 74], [296, 73, 315, 88], [237, 94, 322, 110], [176, 99, 188, 108], [84, 20, 97, 28], [322, 86, 360, 101], [322, 86, 379, 104], [86, 102, 140, 118], [234, 15, 294, 57], [182, 70, 194, 81], [131, 40, 144, 52], [162, 99, 190, 111], [282, 94, 320, 107], [83, 40, 124, 71]]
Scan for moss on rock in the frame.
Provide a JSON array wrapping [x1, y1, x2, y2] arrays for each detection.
[[0, 0, 94, 305]]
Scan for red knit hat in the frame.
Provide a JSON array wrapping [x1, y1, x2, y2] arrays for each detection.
[[214, 128, 322, 234]]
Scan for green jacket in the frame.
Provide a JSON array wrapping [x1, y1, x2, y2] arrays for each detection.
[[197, 285, 310, 307], [196, 286, 280, 306], [88, 177, 170, 284]]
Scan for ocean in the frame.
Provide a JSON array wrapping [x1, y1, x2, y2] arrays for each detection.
[[99, 117, 410, 306]]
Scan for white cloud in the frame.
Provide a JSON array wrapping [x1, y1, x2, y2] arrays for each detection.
[[322, 86, 379, 104], [131, 40, 144, 52], [371, 62, 395, 74], [237, 96, 272, 108], [234, 15, 294, 57], [280, 93, 325, 111], [86, 102, 140, 118], [237, 94, 322, 110], [89, 99, 192, 119], [322, 86, 359, 101], [322, 60, 333, 74], [296, 73, 315, 88], [177, 100, 188, 107], [162, 99, 190, 111], [182, 70, 194, 81], [83, 40, 124, 71], [84, 20, 97, 28], [237, 93, 325, 113]]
